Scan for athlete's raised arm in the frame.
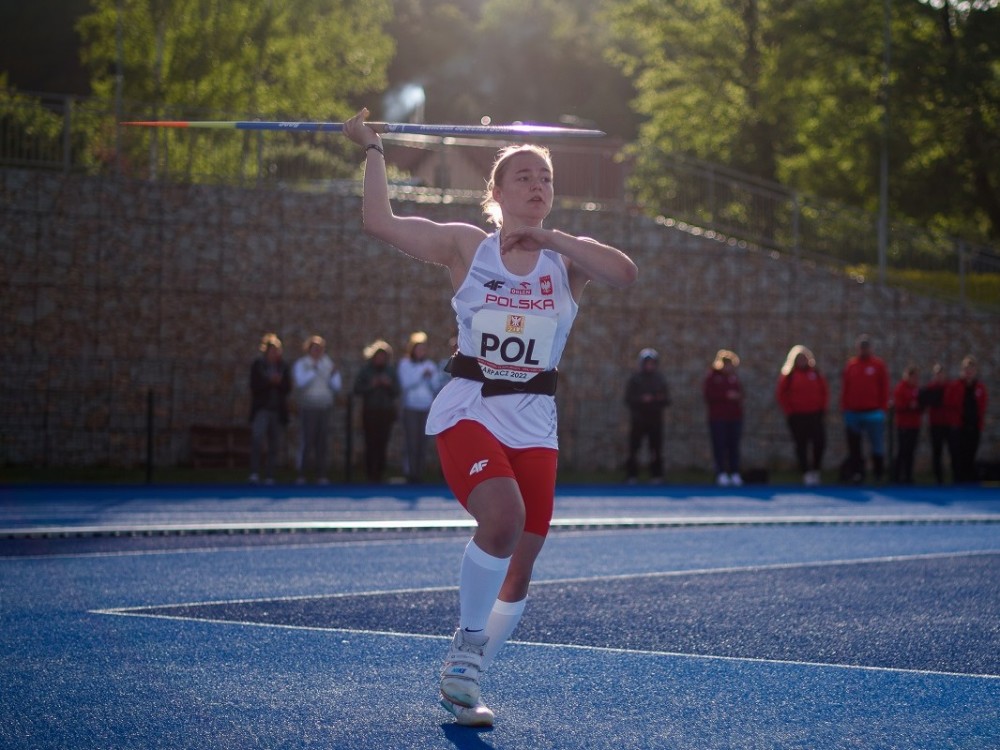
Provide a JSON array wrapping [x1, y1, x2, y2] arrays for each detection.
[[342, 108, 483, 287]]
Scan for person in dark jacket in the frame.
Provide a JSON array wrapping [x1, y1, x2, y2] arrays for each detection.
[[624, 348, 671, 483], [353, 339, 402, 483], [249, 332, 292, 484], [703, 349, 745, 486], [944, 356, 989, 483]]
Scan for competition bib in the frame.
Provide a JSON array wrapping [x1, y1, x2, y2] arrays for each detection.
[[472, 309, 557, 383]]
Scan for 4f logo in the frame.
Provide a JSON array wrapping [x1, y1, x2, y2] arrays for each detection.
[[469, 459, 489, 476], [483, 279, 505, 291]]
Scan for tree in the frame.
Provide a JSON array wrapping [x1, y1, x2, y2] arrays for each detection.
[[606, 0, 796, 179], [891, 1, 1000, 240], [0, 75, 68, 158], [76, 0, 394, 181], [606, 0, 1000, 242], [384, 0, 638, 138], [474, 0, 637, 138]]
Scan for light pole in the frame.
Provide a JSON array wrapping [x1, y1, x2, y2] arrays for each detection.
[[877, 0, 891, 285], [115, 0, 124, 176]]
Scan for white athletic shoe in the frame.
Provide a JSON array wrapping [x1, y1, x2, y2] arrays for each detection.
[[440, 695, 495, 727], [716, 472, 731, 487], [729, 473, 743, 487], [440, 628, 488, 707]]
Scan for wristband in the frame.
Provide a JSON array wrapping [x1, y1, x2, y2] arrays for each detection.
[[364, 143, 384, 158]]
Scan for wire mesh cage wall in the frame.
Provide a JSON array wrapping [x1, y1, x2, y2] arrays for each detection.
[[3, 166, 998, 478]]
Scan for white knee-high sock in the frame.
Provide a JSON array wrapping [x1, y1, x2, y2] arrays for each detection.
[[459, 539, 511, 632], [481, 598, 527, 672]]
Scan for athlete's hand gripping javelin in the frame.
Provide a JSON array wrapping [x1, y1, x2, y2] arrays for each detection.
[[342, 107, 382, 149]]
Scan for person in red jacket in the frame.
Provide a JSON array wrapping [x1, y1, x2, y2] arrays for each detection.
[[918, 363, 953, 484], [840, 334, 890, 483], [703, 349, 744, 486], [945, 356, 989, 483], [891, 365, 923, 484], [776, 345, 829, 485]]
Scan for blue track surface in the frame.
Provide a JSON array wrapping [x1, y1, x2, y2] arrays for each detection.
[[2, 483, 999, 749]]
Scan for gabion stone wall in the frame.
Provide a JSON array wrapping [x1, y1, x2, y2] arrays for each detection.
[[2, 168, 997, 477]]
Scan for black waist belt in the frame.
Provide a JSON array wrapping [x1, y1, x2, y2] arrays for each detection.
[[446, 353, 558, 397]]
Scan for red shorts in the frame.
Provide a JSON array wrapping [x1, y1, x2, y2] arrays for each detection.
[[436, 420, 558, 537]]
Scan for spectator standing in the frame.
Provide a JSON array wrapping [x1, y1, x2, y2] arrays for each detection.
[[776, 345, 829, 486], [891, 365, 922, 484], [919, 363, 952, 484], [945, 356, 989, 483], [292, 335, 342, 484], [249, 333, 292, 485], [353, 339, 401, 483], [624, 348, 672, 484], [398, 331, 440, 483], [840, 334, 890, 483], [703, 349, 745, 486]]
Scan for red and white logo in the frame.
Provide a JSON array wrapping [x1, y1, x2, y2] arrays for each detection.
[[540, 275, 553, 295], [469, 459, 489, 476]]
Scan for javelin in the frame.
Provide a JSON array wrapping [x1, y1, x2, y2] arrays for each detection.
[[119, 120, 606, 138]]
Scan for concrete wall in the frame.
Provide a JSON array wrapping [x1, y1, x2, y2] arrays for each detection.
[[2, 168, 997, 477]]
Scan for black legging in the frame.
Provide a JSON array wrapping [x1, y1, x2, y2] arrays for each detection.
[[950, 427, 981, 483], [626, 413, 664, 479], [892, 427, 919, 484], [361, 409, 396, 482], [928, 424, 949, 484], [786, 411, 825, 473]]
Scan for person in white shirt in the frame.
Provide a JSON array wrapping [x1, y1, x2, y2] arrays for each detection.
[[292, 335, 342, 484], [398, 331, 440, 483], [343, 107, 637, 726]]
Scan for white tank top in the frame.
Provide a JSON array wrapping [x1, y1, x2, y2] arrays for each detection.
[[425, 232, 578, 449]]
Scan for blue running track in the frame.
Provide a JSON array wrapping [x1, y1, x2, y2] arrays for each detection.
[[2, 483, 999, 749]]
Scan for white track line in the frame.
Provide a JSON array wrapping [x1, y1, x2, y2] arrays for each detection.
[[88, 612, 999, 682], [87, 550, 1000, 680], [5, 512, 1000, 539]]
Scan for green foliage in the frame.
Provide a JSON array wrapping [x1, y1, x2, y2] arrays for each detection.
[[0, 77, 86, 169], [0, 77, 64, 139], [605, 0, 1000, 243], [5, 0, 996, 248], [606, 0, 795, 177], [75, 0, 394, 181]]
